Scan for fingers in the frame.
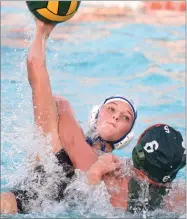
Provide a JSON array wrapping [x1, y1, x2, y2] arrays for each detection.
[[97, 154, 122, 174], [98, 154, 121, 165], [111, 155, 122, 166], [105, 156, 121, 172], [111, 160, 121, 171]]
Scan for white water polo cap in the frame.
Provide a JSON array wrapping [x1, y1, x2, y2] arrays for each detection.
[[88, 96, 137, 150]]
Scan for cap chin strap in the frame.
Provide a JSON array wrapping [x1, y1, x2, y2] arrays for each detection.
[[88, 104, 134, 150], [86, 136, 109, 152]]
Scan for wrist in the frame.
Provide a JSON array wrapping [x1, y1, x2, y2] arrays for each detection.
[[35, 20, 55, 39], [87, 165, 103, 185], [35, 28, 49, 41]]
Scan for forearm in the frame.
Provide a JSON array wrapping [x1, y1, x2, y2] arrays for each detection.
[[27, 28, 48, 87], [87, 160, 128, 209], [103, 175, 129, 209], [88, 170, 129, 209], [27, 21, 62, 153], [27, 30, 47, 64], [27, 34, 56, 132]]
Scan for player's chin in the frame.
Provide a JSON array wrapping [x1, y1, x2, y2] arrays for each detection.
[[98, 125, 118, 142]]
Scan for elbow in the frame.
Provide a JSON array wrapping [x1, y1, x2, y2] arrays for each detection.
[[53, 95, 69, 105], [55, 96, 74, 115]]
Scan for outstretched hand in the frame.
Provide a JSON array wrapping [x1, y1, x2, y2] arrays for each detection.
[[97, 154, 121, 175], [87, 154, 122, 185]]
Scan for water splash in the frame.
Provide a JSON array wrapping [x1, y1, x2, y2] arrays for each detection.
[[1, 3, 185, 218]]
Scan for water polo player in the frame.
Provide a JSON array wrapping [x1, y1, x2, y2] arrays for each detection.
[[1, 4, 185, 216], [57, 95, 137, 153], [87, 124, 186, 214], [1, 19, 185, 216], [0, 12, 137, 213]]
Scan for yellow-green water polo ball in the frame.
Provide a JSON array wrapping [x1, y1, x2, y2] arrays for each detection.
[[26, 1, 81, 24]]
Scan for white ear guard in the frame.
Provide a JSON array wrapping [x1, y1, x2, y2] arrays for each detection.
[[88, 100, 136, 150], [113, 130, 134, 149], [88, 104, 101, 129]]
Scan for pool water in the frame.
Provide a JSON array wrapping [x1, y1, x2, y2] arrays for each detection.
[[1, 2, 185, 218]]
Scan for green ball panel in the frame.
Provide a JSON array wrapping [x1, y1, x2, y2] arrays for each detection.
[[76, 1, 81, 11], [57, 1, 72, 15], [26, 1, 48, 11], [26, 1, 55, 24]]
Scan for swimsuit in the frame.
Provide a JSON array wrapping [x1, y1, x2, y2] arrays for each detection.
[[11, 149, 74, 214]]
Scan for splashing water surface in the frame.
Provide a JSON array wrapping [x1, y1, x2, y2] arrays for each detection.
[[1, 2, 185, 218]]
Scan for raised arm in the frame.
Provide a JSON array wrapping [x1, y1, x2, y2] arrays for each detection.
[[27, 20, 128, 208], [27, 19, 62, 153]]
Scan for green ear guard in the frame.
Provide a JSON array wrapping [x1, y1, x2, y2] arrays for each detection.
[[132, 143, 145, 169]]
